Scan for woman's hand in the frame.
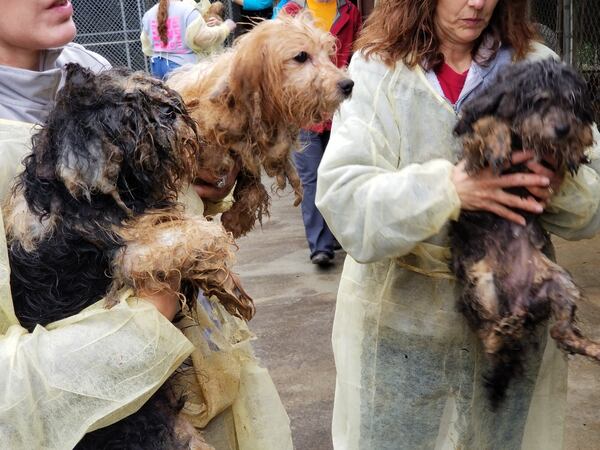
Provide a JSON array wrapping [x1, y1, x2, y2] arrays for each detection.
[[205, 17, 222, 27], [138, 287, 180, 321], [192, 159, 241, 202], [452, 151, 550, 226]]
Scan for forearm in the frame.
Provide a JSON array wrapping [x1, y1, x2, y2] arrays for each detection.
[[0, 295, 193, 449], [140, 31, 153, 57], [185, 16, 230, 51], [317, 122, 460, 263]]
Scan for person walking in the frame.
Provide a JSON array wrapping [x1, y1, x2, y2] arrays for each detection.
[[280, 0, 361, 267], [316, 0, 600, 448]]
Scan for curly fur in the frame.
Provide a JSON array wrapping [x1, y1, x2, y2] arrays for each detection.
[[451, 58, 599, 407], [4, 64, 250, 448], [167, 13, 354, 237]]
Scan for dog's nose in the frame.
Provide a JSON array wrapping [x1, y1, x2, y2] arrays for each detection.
[[555, 123, 571, 137], [338, 79, 354, 97]]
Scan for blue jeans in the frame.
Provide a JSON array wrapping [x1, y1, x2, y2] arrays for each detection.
[[150, 57, 181, 80], [293, 129, 335, 259]]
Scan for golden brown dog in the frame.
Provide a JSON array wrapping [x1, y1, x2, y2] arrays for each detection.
[[167, 13, 354, 237]]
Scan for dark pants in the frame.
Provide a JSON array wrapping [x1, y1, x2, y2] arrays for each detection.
[[293, 129, 335, 259], [150, 57, 181, 80]]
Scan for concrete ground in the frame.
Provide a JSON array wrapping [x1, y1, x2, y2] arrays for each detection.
[[235, 187, 600, 450]]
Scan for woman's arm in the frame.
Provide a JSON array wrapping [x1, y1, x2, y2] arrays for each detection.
[[0, 296, 193, 449], [185, 11, 234, 52], [316, 57, 462, 263], [140, 30, 153, 57]]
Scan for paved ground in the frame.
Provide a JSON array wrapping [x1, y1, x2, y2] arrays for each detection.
[[235, 187, 600, 450]]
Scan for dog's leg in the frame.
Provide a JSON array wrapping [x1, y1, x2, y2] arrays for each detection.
[[543, 259, 600, 360], [111, 210, 255, 320], [285, 157, 303, 207], [462, 117, 513, 174], [221, 173, 270, 238]]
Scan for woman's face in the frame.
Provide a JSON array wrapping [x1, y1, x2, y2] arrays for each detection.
[[434, 0, 500, 47], [0, 0, 76, 61]]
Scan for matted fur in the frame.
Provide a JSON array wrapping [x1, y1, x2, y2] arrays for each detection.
[[450, 58, 599, 407], [167, 13, 353, 237], [4, 64, 250, 449], [110, 209, 254, 320]]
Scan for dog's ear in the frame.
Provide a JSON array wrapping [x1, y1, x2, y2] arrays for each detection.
[[496, 93, 517, 119], [209, 77, 235, 109], [63, 63, 96, 91], [454, 87, 511, 136]]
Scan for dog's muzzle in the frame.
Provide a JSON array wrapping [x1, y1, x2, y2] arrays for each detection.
[[338, 79, 354, 98]]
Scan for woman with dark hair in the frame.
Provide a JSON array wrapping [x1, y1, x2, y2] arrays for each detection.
[[141, 0, 235, 79], [316, 1, 600, 448]]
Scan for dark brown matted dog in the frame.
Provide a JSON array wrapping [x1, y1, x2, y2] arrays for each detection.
[[450, 58, 599, 407]]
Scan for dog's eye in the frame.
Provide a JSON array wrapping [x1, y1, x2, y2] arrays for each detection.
[[293, 51, 309, 63]]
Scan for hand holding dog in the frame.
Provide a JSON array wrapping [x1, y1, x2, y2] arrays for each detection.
[[452, 150, 551, 226], [193, 158, 241, 202]]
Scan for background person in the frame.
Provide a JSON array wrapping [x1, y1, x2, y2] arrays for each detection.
[[316, 0, 600, 448], [141, 0, 235, 79], [280, 0, 361, 267]]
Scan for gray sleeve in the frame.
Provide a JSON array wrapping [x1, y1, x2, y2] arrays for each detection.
[[56, 43, 113, 72]]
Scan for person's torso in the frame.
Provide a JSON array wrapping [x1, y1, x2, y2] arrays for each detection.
[[143, 2, 198, 55]]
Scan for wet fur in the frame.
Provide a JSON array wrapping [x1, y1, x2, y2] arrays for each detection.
[[3, 64, 250, 448], [167, 13, 353, 237], [451, 59, 599, 407]]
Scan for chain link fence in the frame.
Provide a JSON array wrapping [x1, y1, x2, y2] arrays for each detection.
[[531, 0, 600, 121], [72, 0, 149, 71], [72, 0, 235, 72]]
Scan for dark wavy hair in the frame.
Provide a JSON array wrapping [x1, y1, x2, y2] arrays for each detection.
[[355, 0, 538, 70]]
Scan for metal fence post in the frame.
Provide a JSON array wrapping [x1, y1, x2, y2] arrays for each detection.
[[563, 0, 574, 65]]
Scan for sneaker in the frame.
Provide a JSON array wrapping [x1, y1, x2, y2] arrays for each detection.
[[311, 252, 333, 267]]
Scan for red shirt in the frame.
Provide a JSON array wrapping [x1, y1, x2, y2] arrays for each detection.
[[436, 63, 469, 105]]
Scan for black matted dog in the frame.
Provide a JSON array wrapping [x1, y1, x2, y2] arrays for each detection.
[[450, 58, 599, 407], [4, 64, 253, 448]]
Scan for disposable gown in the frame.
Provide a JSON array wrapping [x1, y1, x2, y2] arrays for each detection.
[[0, 119, 292, 450], [316, 45, 600, 450]]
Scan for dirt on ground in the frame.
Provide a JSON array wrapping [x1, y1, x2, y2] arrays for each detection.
[[236, 189, 600, 450]]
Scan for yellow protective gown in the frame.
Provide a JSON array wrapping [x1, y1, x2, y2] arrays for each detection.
[[0, 119, 293, 450], [316, 44, 600, 450]]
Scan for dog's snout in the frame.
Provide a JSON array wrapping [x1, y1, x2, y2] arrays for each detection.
[[338, 79, 354, 97], [554, 123, 571, 137]]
